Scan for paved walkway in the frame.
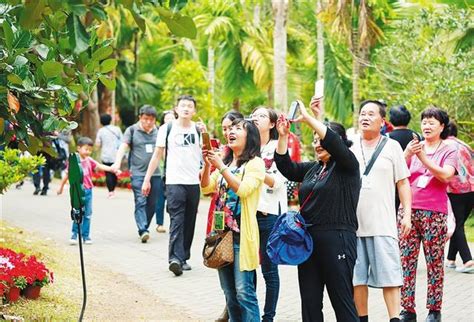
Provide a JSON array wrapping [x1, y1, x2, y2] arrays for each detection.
[[2, 182, 473, 321]]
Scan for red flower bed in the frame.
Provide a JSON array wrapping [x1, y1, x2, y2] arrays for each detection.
[[0, 248, 53, 302], [92, 170, 131, 189]]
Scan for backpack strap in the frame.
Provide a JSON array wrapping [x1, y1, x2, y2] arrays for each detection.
[[163, 122, 173, 181]]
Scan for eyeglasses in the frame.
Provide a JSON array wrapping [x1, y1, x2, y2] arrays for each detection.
[[250, 113, 269, 120]]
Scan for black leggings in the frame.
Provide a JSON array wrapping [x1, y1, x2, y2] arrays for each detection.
[[298, 229, 358, 322], [102, 162, 117, 192], [447, 192, 474, 263]]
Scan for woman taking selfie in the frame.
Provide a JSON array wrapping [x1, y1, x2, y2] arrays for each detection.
[[274, 99, 360, 322], [201, 118, 265, 321], [251, 106, 288, 321], [400, 107, 457, 322]]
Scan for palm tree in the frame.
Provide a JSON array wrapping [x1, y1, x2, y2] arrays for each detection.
[[323, 0, 390, 127], [272, 0, 289, 110]]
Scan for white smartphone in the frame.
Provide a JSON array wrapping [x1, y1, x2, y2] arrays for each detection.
[[314, 79, 324, 98]]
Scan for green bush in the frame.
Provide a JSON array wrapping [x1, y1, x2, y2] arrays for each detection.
[[0, 148, 44, 194]]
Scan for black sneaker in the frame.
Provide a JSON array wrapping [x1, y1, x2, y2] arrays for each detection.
[[426, 311, 441, 322], [169, 261, 183, 276], [400, 310, 417, 322], [140, 232, 150, 243], [40, 187, 48, 195], [33, 188, 41, 195]]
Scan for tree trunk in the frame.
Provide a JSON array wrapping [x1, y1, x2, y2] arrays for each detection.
[[272, 0, 289, 111], [134, 32, 140, 116], [208, 46, 215, 106], [316, 0, 325, 120], [81, 89, 100, 141], [232, 98, 240, 111], [351, 27, 360, 129]]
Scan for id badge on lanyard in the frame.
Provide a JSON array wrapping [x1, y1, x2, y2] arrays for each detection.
[[416, 175, 430, 188]]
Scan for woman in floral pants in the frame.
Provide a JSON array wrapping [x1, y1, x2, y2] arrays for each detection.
[[400, 107, 457, 322]]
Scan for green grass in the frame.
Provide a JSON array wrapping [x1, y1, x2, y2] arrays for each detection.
[[465, 214, 474, 243], [1, 221, 79, 320]]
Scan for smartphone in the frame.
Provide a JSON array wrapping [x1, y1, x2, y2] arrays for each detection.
[[412, 133, 419, 142], [213, 211, 225, 230], [202, 132, 212, 150], [210, 138, 220, 149], [288, 101, 300, 120], [314, 79, 324, 98]]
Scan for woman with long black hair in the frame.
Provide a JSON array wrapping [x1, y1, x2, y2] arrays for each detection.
[[201, 119, 266, 321]]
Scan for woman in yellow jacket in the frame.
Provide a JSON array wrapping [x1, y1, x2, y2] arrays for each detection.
[[201, 118, 265, 321]]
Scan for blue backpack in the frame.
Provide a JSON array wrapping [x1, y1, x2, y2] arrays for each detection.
[[266, 163, 335, 266], [266, 210, 313, 265]]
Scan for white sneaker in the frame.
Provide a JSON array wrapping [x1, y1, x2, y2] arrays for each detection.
[[84, 239, 93, 245], [156, 225, 167, 233], [69, 238, 78, 245]]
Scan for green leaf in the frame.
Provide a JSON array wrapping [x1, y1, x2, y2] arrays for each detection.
[[42, 61, 64, 78], [161, 14, 197, 39], [100, 59, 117, 73], [68, 121, 79, 130], [35, 44, 49, 59], [156, 7, 173, 18], [119, 0, 134, 9], [131, 10, 146, 33], [0, 118, 4, 133], [99, 76, 116, 90], [3, 21, 14, 50], [170, 0, 188, 11], [48, 0, 63, 11], [42, 117, 56, 131], [90, 4, 107, 21], [66, 14, 90, 55], [92, 46, 113, 61], [20, 0, 47, 30], [13, 56, 28, 67], [7, 74, 23, 85], [12, 30, 33, 49], [69, 4, 87, 16]]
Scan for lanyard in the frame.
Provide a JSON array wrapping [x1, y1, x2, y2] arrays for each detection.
[[422, 140, 442, 173]]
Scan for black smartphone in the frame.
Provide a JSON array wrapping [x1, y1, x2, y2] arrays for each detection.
[[288, 101, 300, 120]]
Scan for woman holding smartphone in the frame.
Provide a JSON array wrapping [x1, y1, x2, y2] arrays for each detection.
[[201, 118, 266, 321], [250, 106, 288, 322], [400, 107, 458, 322], [274, 98, 360, 321]]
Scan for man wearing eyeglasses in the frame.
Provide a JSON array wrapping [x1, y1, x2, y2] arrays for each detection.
[[350, 100, 412, 322]]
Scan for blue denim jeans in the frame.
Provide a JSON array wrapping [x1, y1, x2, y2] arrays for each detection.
[[218, 242, 260, 322], [131, 175, 160, 235], [154, 177, 166, 226], [72, 188, 92, 240], [257, 213, 280, 322]]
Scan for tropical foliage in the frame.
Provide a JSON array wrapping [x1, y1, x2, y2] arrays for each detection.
[[1, 0, 472, 150]]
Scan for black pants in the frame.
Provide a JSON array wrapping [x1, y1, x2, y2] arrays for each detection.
[[298, 229, 358, 322], [166, 184, 200, 264], [102, 162, 118, 192], [447, 192, 474, 263]]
